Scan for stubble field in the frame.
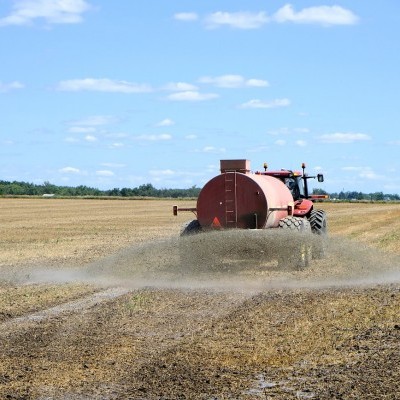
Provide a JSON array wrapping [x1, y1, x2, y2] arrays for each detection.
[[0, 198, 399, 399]]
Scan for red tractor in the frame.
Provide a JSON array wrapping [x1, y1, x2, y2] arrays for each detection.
[[174, 159, 327, 269]]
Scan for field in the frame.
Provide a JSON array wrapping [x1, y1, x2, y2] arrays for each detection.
[[0, 198, 399, 399]]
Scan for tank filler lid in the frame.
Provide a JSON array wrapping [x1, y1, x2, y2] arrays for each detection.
[[220, 159, 250, 174]]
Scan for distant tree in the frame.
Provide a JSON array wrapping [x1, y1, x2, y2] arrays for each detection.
[[42, 181, 57, 194], [137, 183, 156, 197], [312, 188, 329, 196], [107, 188, 121, 196], [370, 192, 384, 201]]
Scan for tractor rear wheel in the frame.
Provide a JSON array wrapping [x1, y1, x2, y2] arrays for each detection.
[[309, 210, 327, 235], [277, 216, 312, 270], [309, 210, 327, 258]]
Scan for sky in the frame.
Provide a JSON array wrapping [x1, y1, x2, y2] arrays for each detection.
[[0, 0, 399, 194]]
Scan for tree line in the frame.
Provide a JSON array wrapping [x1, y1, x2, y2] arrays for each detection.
[[0, 180, 201, 198], [312, 189, 400, 201], [0, 180, 399, 201]]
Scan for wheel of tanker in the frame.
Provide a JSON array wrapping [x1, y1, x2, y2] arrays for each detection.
[[179, 220, 217, 274], [277, 216, 312, 270], [180, 219, 202, 236], [179, 220, 201, 272], [309, 210, 327, 259]]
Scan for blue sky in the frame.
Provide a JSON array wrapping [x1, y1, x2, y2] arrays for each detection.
[[0, 1, 399, 194]]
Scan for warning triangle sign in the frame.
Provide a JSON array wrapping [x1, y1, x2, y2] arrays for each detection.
[[211, 217, 222, 228]]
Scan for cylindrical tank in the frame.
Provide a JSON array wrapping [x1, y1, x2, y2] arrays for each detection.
[[197, 172, 294, 229]]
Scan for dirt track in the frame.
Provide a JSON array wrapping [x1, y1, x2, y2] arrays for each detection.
[[0, 199, 399, 399]]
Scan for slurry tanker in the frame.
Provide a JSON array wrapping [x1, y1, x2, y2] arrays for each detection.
[[174, 159, 327, 269]]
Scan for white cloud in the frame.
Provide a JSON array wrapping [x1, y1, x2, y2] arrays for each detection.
[[70, 115, 117, 127], [101, 163, 126, 168], [246, 145, 270, 153], [296, 140, 307, 147], [268, 127, 290, 136], [273, 4, 359, 26], [149, 169, 175, 176], [0, 81, 24, 92], [174, 12, 198, 22], [162, 82, 198, 92], [149, 169, 205, 180], [268, 127, 310, 135], [240, 98, 290, 109], [64, 136, 79, 143], [57, 78, 152, 93], [275, 140, 286, 146], [199, 74, 269, 88], [341, 166, 362, 171], [59, 166, 80, 174], [341, 166, 384, 181], [134, 134, 172, 141], [84, 135, 97, 142], [361, 171, 376, 180], [246, 78, 270, 88], [109, 142, 124, 148], [294, 128, 310, 134], [104, 132, 128, 139], [185, 134, 197, 140], [1, 139, 15, 145], [179, 6, 358, 31], [198, 146, 226, 154], [68, 126, 96, 133], [96, 170, 114, 177], [318, 133, 371, 144], [205, 11, 269, 29], [0, 0, 91, 27], [359, 170, 382, 180], [155, 118, 175, 127], [167, 91, 218, 102]]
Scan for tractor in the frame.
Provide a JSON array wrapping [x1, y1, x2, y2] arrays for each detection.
[[173, 159, 327, 269]]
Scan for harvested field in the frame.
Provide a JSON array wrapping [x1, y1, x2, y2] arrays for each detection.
[[0, 198, 399, 399]]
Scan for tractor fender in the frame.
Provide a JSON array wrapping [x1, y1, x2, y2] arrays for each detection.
[[293, 199, 313, 218]]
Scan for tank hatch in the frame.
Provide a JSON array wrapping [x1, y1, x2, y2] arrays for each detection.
[[220, 159, 250, 174]]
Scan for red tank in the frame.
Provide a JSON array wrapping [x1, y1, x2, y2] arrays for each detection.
[[197, 160, 294, 230]]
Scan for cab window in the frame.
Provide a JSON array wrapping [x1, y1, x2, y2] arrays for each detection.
[[284, 177, 303, 200]]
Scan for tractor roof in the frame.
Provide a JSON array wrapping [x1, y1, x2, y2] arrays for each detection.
[[258, 170, 302, 178]]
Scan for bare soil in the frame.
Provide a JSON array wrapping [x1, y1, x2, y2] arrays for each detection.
[[0, 198, 399, 399]]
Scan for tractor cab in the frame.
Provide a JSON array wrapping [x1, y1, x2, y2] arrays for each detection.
[[283, 176, 304, 201], [258, 168, 305, 201], [258, 162, 325, 201]]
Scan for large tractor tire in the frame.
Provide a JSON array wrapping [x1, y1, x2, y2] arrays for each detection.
[[309, 209, 327, 259], [278, 216, 311, 232], [309, 210, 327, 235], [277, 216, 312, 270]]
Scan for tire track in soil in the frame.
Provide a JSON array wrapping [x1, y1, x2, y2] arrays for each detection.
[[0, 286, 253, 400], [0, 287, 131, 336], [56, 290, 252, 399], [2, 229, 400, 399], [118, 287, 400, 400]]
